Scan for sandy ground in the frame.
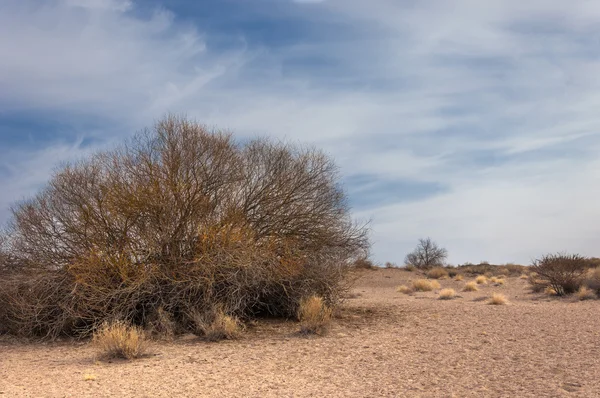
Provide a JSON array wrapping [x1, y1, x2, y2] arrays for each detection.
[[1, 268, 600, 397]]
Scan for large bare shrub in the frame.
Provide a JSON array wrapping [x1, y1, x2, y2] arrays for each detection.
[[404, 238, 447, 270], [531, 253, 588, 296], [0, 115, 369, 339]]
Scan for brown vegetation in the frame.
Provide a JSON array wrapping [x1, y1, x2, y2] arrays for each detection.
[[92, 321, 149, 360], [0, 116, 368, 339], [438, 288, 456, 300], [488, 293, 508, 305], [531, 253, 588, 296], [462, 282, 478, 292], [412, 279, 440, 292], [298, 296, 332, 335], [426, 267, 449, 279]]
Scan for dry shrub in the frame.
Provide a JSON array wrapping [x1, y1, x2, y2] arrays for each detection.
[[0, 116, 368, 339], [93, 321, 148, 360], [584, 267, 600, 294], [438, 288, 456, 300], [412, 279, 440, 292], [463, 282, 478, 292], [489, 277, 499, 284], [577, 286, 596, 301], [531, 253, 588, 296], [354, 257, 376, 270], [385, 262, 397, 269], [488, 293, 508, 305], [475, 275, 488, 285], [146, 307, 177, 339], [396, 285, 414, 295], [454, 274, 464, 281], [404, 264, 416, 272], [192, 307, 242, 341], [519, 274, 529, 280], [427, 267, 449, 279], [298, 296, 332, 335], [494, 278, 505, 286]]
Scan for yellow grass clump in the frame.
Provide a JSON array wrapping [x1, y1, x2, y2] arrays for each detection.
[[488, 293, 508, 305], [454, 274, 464, 281], [412, 279, 440, 292], [519, 274, 529, 280], [193, 308, 242, 341], [475, 275, 488, 285], [493, 277, 505, 286], [462, 282, 479, 292], [298, 295, 332, 335], [92, 321, 149, 360], [438, 288, 456, 300], [83, 374, 97, 381], [426, 267, 449, 279], [577, 286, 596, 301], [396, 285, 414, 295], [544, 286, 557, 296]]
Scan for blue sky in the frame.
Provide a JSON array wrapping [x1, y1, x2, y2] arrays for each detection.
[[2, 0, 600, 265]]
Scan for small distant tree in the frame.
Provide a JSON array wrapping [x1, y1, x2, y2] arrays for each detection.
[[404, 238, 447, 270]]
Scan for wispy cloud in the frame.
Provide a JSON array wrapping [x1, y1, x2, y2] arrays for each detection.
[[2, 0, 600, 264]]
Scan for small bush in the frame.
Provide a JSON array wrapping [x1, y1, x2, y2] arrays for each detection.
[[475, 275, 487, 285], [192, 308, 242, 341], [354, 257, 376, 270], [412, 279, 440, 292], [396, 285, 414, 295], [438, 288, 456, 300], [462, 282, 478, 292], [584, 268, 600, 294], [93, 321, 148, 360], [519, 274, 529, 280], [454, 274, 464, 281], [531, 253, 588, 296], [404, 264, 416, 272], [488, 293, 508, 305], [427, 267, 449, 279], [494, 278, 505, 286], [544, 286, 557, 296], [577, 286, 596, 301], [298, 296, 332, 335], [385, 262, 397, 269]]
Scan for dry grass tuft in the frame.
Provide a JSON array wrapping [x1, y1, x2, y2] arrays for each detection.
[[92, 321, 148, 360], [475, 275, 488, 285], [193, 308, 242, 341], [426, 267, 449, 279], [488, 293, 508, 305], [396, 285, 414, 295], [412, 279, 440, 292], [404, 264, 416, 272], [493, 278, 505, 286], [83, 374, 97, 381], [544, 286, 557, 296], [438, 288, 456, 300], [577, 286, 596, 301], [298, 296, 332, 335], [462, 282, 479, 292], [520, 274, 529, 280], [454, 274, 464, 281]]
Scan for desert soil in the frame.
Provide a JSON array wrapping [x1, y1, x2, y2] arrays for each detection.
[[1, 268, 599, 397]]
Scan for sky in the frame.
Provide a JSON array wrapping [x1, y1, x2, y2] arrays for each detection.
[[2, 0, 600, 266]]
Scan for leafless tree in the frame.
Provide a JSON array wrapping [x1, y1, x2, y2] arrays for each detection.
[[404, 237, 447, 269]]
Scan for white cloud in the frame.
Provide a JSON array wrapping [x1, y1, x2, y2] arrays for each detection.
[[2, 0, 600, 264]]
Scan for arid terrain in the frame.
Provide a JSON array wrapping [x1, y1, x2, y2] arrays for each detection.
[[1, 268, 599, 397]]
